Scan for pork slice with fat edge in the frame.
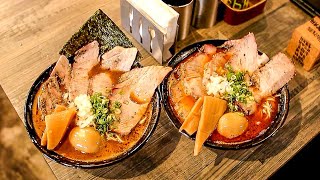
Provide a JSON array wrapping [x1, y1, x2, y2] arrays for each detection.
[[110, 66, 172, 135]]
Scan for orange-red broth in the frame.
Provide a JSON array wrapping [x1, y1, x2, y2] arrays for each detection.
[[168, 50, 279, 143], [32, 66, 152, 162]]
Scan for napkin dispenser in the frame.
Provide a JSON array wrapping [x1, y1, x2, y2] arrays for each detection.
[[120, 0, 179, 64]]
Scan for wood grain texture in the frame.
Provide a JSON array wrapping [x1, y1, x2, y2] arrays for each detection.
[[0, 0, 318, 179]]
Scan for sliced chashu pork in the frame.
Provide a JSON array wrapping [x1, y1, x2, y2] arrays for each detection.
[[69, 41, 100, 101], [203, 52, 229, 85], [181, 53, 211, 99], [90, 73, 113, 96], [223, 33, 269, 74], [38, 55, 71, 118], [110, 66, 172, 135], [252, 53, 295, 97], [238, 53, 295, 115], [51, 55, 71, 87], [202, 44, 217, 56], [101, 46, 137, 71], [90, 46, 138, 96]]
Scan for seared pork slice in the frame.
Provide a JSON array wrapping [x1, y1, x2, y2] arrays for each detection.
[[102, 46, 124, 60], [224, 33, 267, 74], [224, 33, 258, 74], [181, 53, 210, 99], [202, 44, 217, 56], [69, 41, 100, 100], [51, 55, 71, 90], [183, 77, 204, 98], [110, 66, 172, 135], [252, 53, 295, 97], [257, 53, 270, 68], [38, 77, 63, 119], [203, 52, 229, 86], [101, 46, 137, 71], [90, 73, 113, 96], [38, 55, 71, 118], [73, 41, 100, 70]]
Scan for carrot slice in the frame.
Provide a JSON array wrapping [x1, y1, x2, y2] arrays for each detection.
[[179, 97, 204, 135], [194, 96, 227, 156], [54, 105, 67, 112], [178, 95, 196, 118], [45, 107, 76, 150], [41, 105, 68, 146]]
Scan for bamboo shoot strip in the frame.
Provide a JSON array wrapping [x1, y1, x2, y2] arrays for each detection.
[[179, 97, 204, 135], [45, 107, 76, 150], [194, 96, 227, 156], [41, 105, 68, 146]]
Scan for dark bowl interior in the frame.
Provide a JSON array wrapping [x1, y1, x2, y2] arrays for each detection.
[[24, 63, 161, 168], [160, 39, 290, 150]]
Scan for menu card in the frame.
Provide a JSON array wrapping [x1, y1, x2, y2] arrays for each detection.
[[287, 16, 320, 71]]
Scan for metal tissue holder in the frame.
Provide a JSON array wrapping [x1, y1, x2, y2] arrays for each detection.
[[120, 0, 175, 65]]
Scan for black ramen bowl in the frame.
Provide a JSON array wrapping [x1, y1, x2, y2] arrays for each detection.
[[24, 62, 161, 168], [160, 39, 290, 150]]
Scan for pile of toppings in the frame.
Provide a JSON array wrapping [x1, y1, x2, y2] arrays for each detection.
[[90, 93, 121, 134], [206, 65, 254, 112], [74, 93, 122, 135], [74, 94, 95, 128]]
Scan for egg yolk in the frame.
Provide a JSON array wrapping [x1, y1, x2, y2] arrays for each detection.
[[69, 127, 101, 153], [217, 112, 248, 139]]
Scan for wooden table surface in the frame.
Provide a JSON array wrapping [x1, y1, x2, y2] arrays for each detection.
[[0, 0, 318, 179]]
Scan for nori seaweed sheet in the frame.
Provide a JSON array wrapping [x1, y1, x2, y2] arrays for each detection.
[[59, 9, 141, 64]]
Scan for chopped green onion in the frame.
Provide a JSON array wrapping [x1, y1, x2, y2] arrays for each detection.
[[90, 92, 122, 134], [223, 65, 253, 111]]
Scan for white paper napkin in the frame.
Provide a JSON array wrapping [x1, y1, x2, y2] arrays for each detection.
[[127, 0, 179, 61]]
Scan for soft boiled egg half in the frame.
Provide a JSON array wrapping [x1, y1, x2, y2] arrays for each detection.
[[69, 127, 101, 153], [217, 112, 248, 139]]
